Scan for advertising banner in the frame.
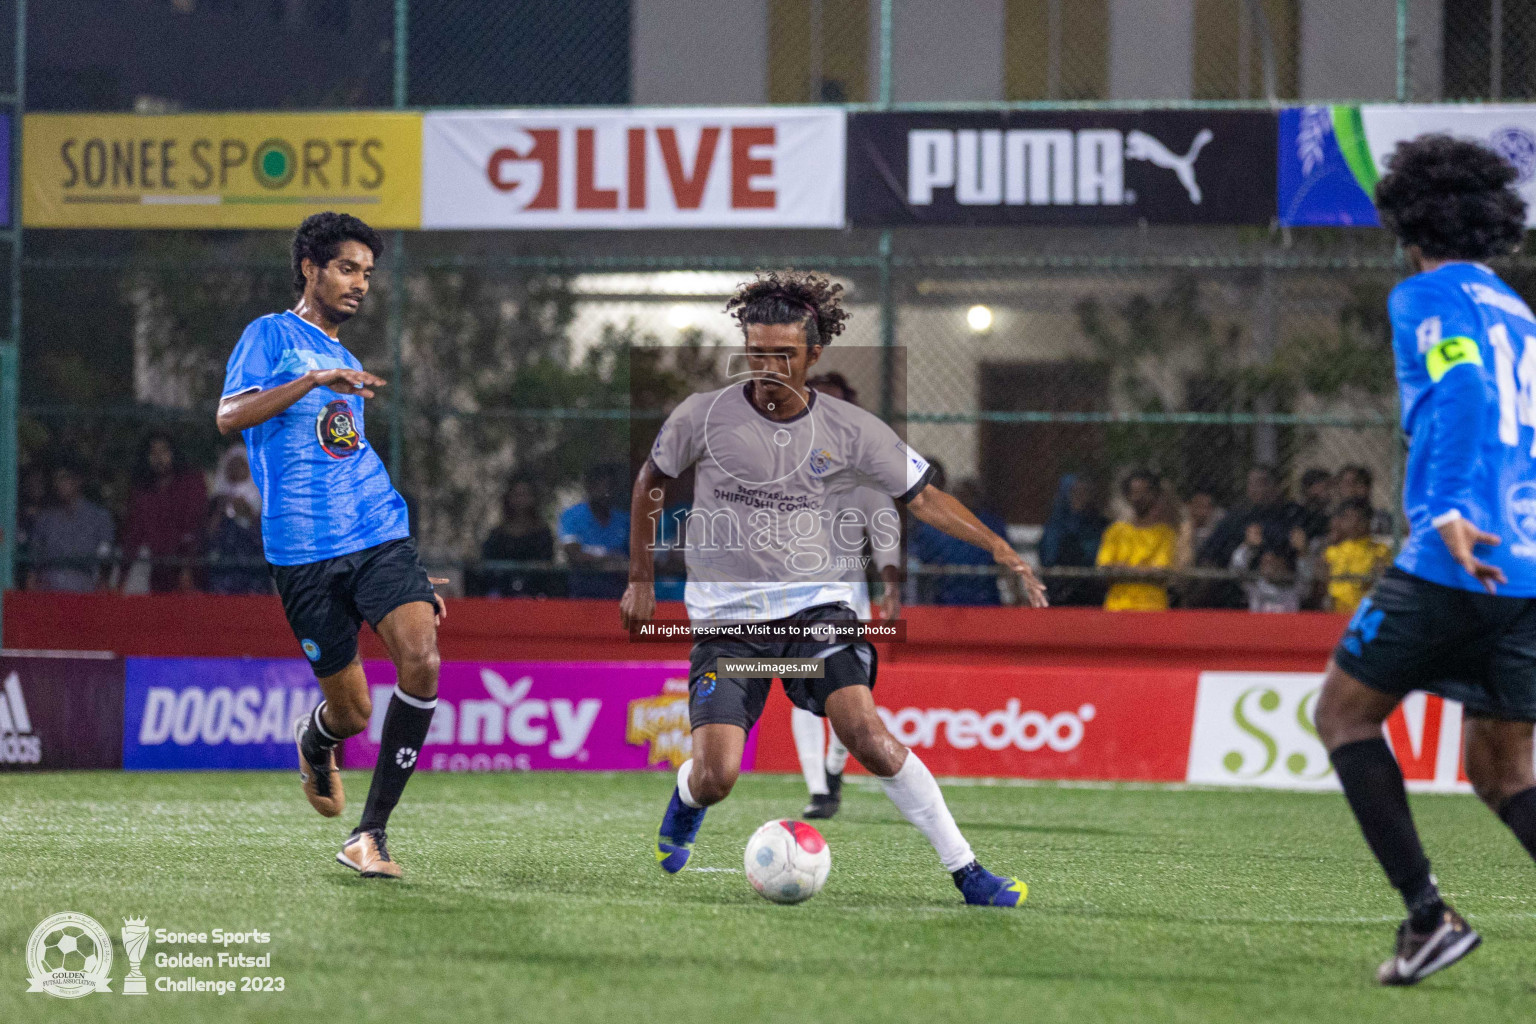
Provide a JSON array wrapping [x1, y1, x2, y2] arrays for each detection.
[[1186, 671, 1470, 793], [846, 110, 1275, 227], [23, 112, 422, 228], [0, 652, 123, 770], [421, 108, 845, 229], [344, 660, 725, 772], [753, 663, 1200, 781], [1280, 104, 1536, 227], [123, 658, 322, 770]]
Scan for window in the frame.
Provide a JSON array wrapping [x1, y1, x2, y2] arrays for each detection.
[[1193, 0, 1298, 100], [1003, 0, 1108, 101], [768, 0, 869, 103]]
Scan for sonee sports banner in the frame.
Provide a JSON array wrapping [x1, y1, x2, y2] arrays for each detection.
[[421, 108, 846, 229], [846, 110, 1276, 227], [1279, 104, 1536, 228], [22, 112, 423, 229]]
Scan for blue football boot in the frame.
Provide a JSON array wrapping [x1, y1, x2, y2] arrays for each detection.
[[655, 787, 707, 874], [953, 861, 1028, 907]]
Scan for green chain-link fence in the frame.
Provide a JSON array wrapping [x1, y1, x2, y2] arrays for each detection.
[[17, 0, 1536, 605]]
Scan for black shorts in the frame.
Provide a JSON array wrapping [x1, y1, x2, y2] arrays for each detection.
[[687, 603, 877, 732], [270, 537, 436, 677], [1334, 566, 1536, 722]]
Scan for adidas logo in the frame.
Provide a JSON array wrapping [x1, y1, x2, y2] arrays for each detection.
[[0, 671, 42, 765]]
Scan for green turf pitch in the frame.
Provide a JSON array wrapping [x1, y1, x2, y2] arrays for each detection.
[[3, 772, 1535, 1023]]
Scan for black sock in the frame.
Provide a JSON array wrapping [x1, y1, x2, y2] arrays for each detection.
[[1329, 737, 1443, 929], [1498, 786, 1536, 862], [300, 701, 340, 767], [356, 689, 436, 833]]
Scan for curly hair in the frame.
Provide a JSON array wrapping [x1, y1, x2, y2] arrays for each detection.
[[1374, 134, 1526, 260], [725, 269, 849, 347], [291, 211, 384, 295]]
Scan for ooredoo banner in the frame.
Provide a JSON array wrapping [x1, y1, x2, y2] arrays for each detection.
[[421, 108, 845, 229], [847, 110, 1276, 227], [343, 660, 726, 772], [753, 663, 1200, 781], [0, 652, 123, 770], [1185, 671, 1471, 793], [1279, 104, 1536, 227]]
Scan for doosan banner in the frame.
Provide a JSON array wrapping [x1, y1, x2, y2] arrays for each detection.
[[1280, 104, 1536, 227], [421, 108, 845, 229], [846, 110, 1276, 227]]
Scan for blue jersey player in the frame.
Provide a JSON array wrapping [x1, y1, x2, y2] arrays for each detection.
[[1315, 135, 1536, 985], [218, 213, 445, 880]]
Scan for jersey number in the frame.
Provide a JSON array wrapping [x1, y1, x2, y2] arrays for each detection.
[[1489, 324, 1536, 454]]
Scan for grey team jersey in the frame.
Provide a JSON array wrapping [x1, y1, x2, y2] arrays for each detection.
[[649, 382, 930, 622], [838, 486, 901, 620]]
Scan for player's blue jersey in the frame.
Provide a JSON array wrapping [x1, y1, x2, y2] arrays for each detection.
[[1392, 262, 1536, 595], [221, 311, 409, 566]]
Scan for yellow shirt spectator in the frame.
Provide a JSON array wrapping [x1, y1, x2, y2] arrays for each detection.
[[1097, 521, 1178, 610], [1325, 536, 1390, 615]]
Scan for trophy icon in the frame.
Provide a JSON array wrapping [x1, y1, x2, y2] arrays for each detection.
[[121, 917, 149, 995]]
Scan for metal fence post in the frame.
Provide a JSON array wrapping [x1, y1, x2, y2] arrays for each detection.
[[878, 0, 892, 107], [1, 0, 26, 642], [1396, 0, 1409, 101], [388, 0, 407, 483], [878, 231, 895, 424]]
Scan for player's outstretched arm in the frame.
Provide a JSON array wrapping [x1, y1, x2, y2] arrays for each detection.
[[906, 484, 1048, 608], [215, 367, 386, 435], [619, 460, 668, 630]]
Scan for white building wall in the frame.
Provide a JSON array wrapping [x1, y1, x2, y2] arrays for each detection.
[[1108, 0, 1194, 100], [1299, 0, 1397, 100], [878, 0, 1007, 103], [631, 0, 768, 105]]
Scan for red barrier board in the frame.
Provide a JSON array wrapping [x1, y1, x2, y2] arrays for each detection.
[[753, 663, 1200, 781]]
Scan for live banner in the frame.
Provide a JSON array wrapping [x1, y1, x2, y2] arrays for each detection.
[[421, 108, 845, 229], [23, 112, 423, 229], [846, 110, 1276, 227]]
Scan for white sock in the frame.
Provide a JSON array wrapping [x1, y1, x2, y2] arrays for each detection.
[[676, 758, 702, 809], [876, 752, 975, 872], [825, 727, 849, 776], [791, 708, 830, 796]]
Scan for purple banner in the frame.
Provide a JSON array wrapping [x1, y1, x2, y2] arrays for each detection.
[[124, 658, 321, 770], [345, 660, 743, 773], [0, 652, 123, 770]]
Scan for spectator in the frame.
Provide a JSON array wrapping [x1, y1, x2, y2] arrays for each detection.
[[912, 472, 1007, 606], [27, 462, 114, 592], [1245, 544, 1303, 613], [206, 445, 268, 595], [1199, 465, 1307, 567], [1299, 467, 1335, 540], [1323, 499, 1391, 615], [1038, 473, 1108, 606], [559, 463, 631, 599], [1338, 464, 1395, 535], [119, 432, 207, 593], [479, 473, 559, 598], [16, 465, 48, 582], [1174, 488, 1225, 569], [1097, 469, 1178, 611]]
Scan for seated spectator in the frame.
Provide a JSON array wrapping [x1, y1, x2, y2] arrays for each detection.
[[1338, 464, 1394, 535], [480, 473, 560, 598], [559, 464, 631, 600], [16, 465, 47, 583], [119, 431, 207, 593], [1039, 473, 1107, 606], [1299, 467, 1335, 541], [206, 445, 268, 595], [1195, 465, 1307, 607], [1097, 469, 1178, 611], [912, 473, 1007, 606], [1245, 544, 1303, 613], [1324, 499, 1391, 614], [27, 462, 114, 592], [1174, 488, 1224, 569]]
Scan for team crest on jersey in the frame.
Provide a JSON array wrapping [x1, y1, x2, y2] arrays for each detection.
[[1508, 482, 1536, 557], [808, 449, 834, 475], [316, 400, 362, 459]]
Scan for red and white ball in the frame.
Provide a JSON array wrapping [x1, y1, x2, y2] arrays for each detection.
[[744, 819, 831, 904]]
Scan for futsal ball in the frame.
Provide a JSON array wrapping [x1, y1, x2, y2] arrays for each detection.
[[744, 819, 830, 904], [41, 925, 99, 974]]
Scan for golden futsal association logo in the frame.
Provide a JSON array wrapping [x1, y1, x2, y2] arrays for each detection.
[[25, 912, 114, 999]]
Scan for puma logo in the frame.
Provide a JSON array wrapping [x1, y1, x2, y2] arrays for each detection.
[[1125, 129, 1214, 204]]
